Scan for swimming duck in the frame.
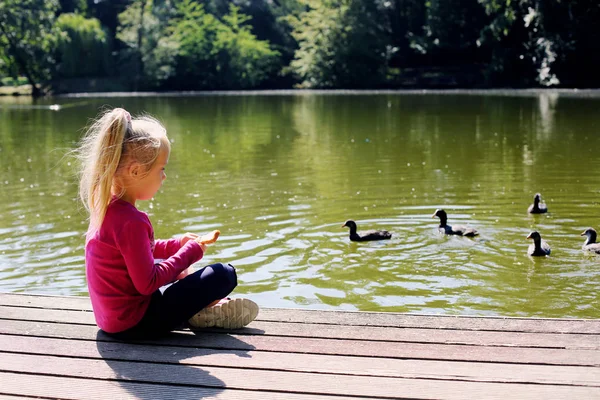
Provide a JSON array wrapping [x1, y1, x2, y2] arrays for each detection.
[[526, 231, 551, 256], [528, 193, 548, 214], [432, 209, 478, 237], [580, 228, 600, 254], [342, 220, 392, 242]]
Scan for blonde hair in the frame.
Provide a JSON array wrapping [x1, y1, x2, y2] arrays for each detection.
[[76, 108, 169, 234]]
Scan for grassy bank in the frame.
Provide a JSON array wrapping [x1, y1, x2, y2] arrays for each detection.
[[0, 85, 33, 96]]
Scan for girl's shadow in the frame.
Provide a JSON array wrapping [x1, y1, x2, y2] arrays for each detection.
[[95, 328, 262, 399]]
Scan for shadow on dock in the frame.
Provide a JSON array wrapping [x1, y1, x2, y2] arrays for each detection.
[[95, 329, 259, 399]]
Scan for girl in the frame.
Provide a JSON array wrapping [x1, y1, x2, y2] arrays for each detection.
[[77, 107, 258, 339]]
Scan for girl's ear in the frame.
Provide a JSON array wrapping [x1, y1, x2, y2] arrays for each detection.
[[128, 162, 141, 178]]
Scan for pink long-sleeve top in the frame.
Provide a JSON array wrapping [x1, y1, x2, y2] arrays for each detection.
[[85, 198, 204, 333]]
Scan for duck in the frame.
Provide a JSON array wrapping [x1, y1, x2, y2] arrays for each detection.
[[528, 193, 548, 214], [431, 209, 478, 236], [580, 228, 600, 254], [526, 231, 551, 256], [342, 220, 392, 242]]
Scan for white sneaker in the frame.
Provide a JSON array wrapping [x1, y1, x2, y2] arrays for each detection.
[[188, 298, 259, 329]]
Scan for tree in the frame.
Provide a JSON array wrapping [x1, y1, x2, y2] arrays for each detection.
[[0, 0, 60, 96], [58, 0, 87, 14], [164, 0, 222, 88], [198, 0, 304, 86], [117, 0, 158, 89], [532, 1, 600, 87], [55, 13, 112, 79], [214, 5, 281, 89], [423, 0, 486, 53], [159, 0, 279, 89], [477, 0, 586, 87], [386, 0, 426, 62], [289, 0, 391, 88]]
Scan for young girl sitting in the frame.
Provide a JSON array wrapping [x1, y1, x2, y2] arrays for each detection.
[[76, 107, 258, 339]]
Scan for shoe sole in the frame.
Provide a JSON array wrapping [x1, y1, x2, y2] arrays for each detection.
[[189, 298, 259, 329]]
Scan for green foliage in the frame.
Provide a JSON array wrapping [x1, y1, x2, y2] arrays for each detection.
[[166, 0, 221, 87], [214, 5, 281, 89], [0, 76, 28, 87], [477, 0, 535, 85], [117, 0, 173, 86], [289, 0, 390, 88], [164, 0, 280, 89], [0, 0, 60, 93], [420, 0, 487, 52], [286, 0, 337, 87], [1, 0, 600, 92], [201, 0, 303, 81], [59, 0, 88, 14], [115, 0, 279, 89], [387, 0, 426, 57], [55, 13, 111, 78], [477, 0, 582, 87]]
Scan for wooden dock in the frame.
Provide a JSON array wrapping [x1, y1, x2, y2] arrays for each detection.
[[0, 293, 598, 399]]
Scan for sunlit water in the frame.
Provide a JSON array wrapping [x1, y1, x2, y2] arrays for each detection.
[[1, 91, 599, 317]]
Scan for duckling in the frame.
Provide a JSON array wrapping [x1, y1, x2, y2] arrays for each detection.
[[528, 193, 548, 214], [580, 228, 600, 254], [526, 231, 551, 256], [432, 209, 478, 237], [342, 220, 392, 242]]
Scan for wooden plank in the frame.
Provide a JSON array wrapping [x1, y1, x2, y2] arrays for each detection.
[[0, 293, 94, 310], [244, 321, 600, 349], [2, 293, 599, 333], [257, 309, 600, 333], [2, 319, 600, 367], [3, 353, 599, 400], [1, 305, 599, 350], [0, 352, 418, 398], [2, 334, 599, 386], [0, 372, 359, 400]]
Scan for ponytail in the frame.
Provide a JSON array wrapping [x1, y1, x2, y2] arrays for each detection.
[[77, 108, 131, 235]]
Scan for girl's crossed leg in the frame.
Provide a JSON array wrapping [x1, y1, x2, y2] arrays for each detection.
[[110, 262, 238, 339]]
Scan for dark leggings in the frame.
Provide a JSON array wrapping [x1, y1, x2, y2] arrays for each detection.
[[108, 262, 237, 340]]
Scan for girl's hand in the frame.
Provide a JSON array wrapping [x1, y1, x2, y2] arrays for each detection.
[[176, 266, 193, 280], [199, 243, 207, 253], [180, 232, 199, 247], [195, 230, 220, 245]]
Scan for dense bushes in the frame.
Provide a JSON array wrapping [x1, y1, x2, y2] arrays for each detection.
[[288, 0, 390, 88], [115, 0, 279, 90], [55, 14, 112, 79], [163, 2, 280, 89]]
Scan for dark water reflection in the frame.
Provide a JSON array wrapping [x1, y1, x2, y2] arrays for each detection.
[[1, 92, 599, 317]]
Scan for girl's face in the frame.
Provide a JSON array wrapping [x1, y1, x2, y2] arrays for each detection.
[[129, 144, 170, 202]]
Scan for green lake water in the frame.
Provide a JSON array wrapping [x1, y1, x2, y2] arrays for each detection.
[[1, 91, 599, 317]]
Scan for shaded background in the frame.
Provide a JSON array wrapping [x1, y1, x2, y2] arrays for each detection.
[[1, 0, 600, 96]]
